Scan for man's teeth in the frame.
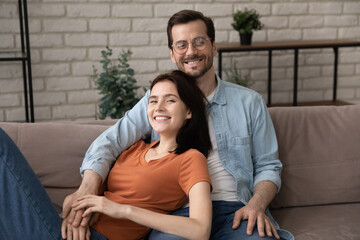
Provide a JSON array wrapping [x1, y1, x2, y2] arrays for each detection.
[[187, 60, 200, 64], [155, 117, 169, 120]]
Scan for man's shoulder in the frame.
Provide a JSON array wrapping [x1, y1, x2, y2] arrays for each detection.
[[220, 80, 262, 101]]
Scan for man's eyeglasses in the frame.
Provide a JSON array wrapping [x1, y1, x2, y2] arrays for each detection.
[[172, 36, 211, 54]]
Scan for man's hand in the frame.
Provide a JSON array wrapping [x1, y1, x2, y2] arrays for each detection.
[[61, 170, 102, 239], [61, 215, 91, 240], [232, 203, 279, 239], [62, 190, 92, 228], [232, 181, 280, 239]]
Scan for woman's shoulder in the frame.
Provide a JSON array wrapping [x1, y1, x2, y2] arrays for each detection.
[[178, 149, 207, 165], [182, 148, 206, 157], [176, 149, 211, 192]]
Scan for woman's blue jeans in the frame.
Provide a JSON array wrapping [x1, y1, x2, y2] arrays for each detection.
[[149, 201, 280, 240], [0, 128, 106, 240]]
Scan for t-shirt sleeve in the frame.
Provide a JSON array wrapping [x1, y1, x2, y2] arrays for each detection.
[[178, 149, 212, 196]]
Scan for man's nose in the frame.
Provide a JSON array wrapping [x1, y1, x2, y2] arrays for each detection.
[[186, 42, 198, 55]]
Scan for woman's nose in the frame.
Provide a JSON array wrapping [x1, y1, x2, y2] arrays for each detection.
[[155, 100, 165, 111]]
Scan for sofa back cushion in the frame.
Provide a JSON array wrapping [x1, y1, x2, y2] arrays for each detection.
[[269, 105, 360, 208], [0, 122, 113, 212], [2, 105, 360, 211]]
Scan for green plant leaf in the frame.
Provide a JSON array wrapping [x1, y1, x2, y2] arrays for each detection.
[[224, 61, 253, 88], [231, 8, 263, 34], [92, 47, 142, 119]]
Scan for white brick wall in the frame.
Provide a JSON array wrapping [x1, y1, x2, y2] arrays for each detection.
[[0, 3, 18, 18], [0, 35, 14, 48], [272, 3, 307, 15], [28, 4, 65, 17], [43, 19, 87, 32], [0, 0, 360, 122], [0, 94, 20, 107]]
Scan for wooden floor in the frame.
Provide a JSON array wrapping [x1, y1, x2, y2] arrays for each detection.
[[267, 100, 352, 107]]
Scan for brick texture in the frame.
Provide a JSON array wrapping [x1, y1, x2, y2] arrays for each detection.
[[0, 0, 359, 122]]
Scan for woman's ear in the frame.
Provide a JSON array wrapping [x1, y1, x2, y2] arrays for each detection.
[[186, 110, 192, 119]]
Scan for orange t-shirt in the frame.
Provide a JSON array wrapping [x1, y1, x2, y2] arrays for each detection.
[[92, 140, 211, 240]]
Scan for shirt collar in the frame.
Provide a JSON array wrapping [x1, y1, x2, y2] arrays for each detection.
[[208, 75, 226, 106]]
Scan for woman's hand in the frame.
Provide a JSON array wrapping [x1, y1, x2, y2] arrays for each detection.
[[72, 195, 127, 219]]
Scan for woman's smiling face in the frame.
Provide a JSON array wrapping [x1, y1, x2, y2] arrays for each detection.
[[148, 80, 192, 137]]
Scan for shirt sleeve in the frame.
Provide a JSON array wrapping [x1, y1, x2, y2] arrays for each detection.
[[251, 94, 282, 192], [178, 149, 212, 196], [80, 91, 153, 182]]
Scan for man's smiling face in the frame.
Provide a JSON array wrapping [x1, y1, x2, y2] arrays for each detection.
[[170, 20, 216, 79]]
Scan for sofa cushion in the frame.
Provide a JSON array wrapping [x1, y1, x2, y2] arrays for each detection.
[[269, 105, 360, 208], [271, 203, 360, 240], [0, 122, 113, 212]]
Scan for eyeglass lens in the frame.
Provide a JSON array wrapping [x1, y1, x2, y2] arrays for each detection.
[[173, 37, 208, 53]]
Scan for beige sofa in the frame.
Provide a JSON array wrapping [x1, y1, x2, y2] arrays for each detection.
[[1, 104, 359, 239]]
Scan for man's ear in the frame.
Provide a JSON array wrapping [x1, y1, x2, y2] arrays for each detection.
[[212, 42, 217, 57], [186, 110, 192, 119], [170, 49, 176, 63]]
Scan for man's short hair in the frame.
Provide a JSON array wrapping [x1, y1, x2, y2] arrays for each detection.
[[167, 10, 215, 50]]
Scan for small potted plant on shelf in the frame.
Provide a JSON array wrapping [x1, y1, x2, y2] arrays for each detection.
[[231, 8, 263, 45]]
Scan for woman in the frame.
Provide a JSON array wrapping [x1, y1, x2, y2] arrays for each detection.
[[0, 70, 212, 240]]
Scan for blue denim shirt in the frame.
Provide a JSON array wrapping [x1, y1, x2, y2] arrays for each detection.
[[81, 76, 294, 239]]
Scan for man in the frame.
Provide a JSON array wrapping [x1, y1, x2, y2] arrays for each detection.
[[62, 10, 293, 240]]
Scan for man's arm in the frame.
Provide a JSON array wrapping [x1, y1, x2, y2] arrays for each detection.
[[251, 94, 282, 191], [61, 170, 101, 227], [80, 91, 152, 182], [233, 95, 282, 239], [61, 92, 152, 239]]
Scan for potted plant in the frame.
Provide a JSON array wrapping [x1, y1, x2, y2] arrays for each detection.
[[92, 47, 143, 119], [231, 8, 263, 45]]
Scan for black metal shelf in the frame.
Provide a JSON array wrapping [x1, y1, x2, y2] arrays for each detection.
[[0, 0, 34, 122], [0, 51, 28, 61], [217, 40, 360, 106]]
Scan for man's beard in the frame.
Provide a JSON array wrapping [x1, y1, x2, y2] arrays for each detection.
[[176, 54, 213, 79]]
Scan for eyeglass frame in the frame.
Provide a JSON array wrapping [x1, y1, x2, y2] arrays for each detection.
[[171, 36, 212, 54]]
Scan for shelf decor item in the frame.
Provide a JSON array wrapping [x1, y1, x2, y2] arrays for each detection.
[[224, 61, 253, 88], [0, 0, 34, 122], [92, 47, 142, 119], [231, 8, 263, 45]]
